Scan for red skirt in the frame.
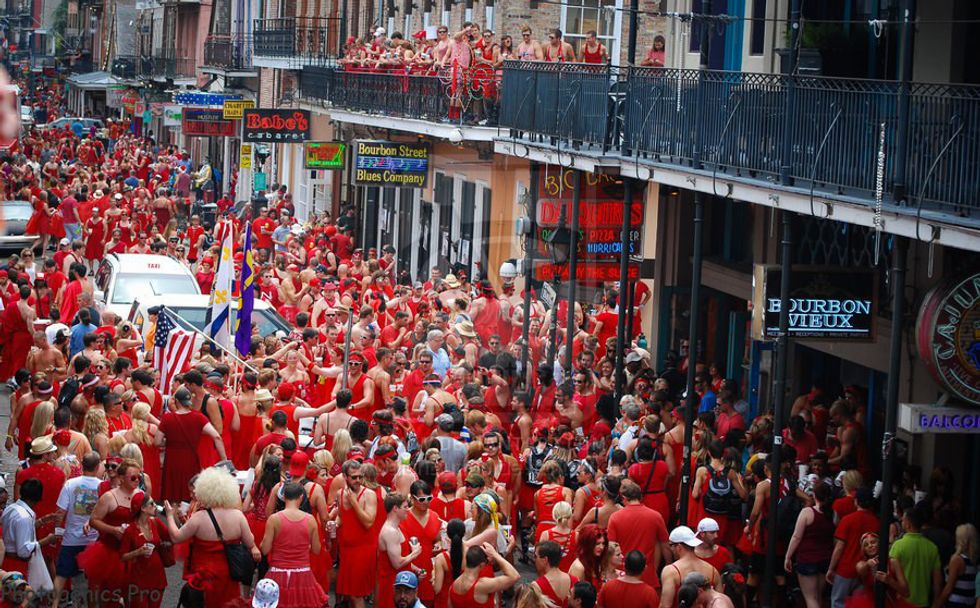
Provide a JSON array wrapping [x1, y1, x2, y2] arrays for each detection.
[[336, 541, 377, 597], [77, 539, 128, 590], [266, 566, 328, 608], [184, 539, 241, 606]]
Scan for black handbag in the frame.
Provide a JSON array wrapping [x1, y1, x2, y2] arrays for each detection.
[[205, 508, 256, 585]]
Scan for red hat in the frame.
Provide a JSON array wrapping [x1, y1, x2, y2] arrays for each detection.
[[437, 471, 458, 489], [309, 278, 322, 288], [53, 429, 71, 447], [348, 352, 366, 364], [288, 451, 310, 478], [325, 225, 337, 237], [129, 491, 148, 518], [412, 30, 426, 40], [277, 382, 296, 400]]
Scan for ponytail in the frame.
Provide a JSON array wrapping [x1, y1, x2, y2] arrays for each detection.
[[447, 518, 466, 579]]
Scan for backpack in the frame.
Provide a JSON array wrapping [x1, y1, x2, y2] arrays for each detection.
[[775, 489, 804, 544], [703, 466, 735, 515], [58, 377, 80, 410]]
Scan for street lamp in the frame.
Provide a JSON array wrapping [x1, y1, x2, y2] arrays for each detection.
[[544, 204, 572, 371]]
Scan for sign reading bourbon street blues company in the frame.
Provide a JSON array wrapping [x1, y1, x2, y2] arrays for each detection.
[[916, 271, 980, 406], [353, 140, 430, 188], [752, 266, 877, 340]]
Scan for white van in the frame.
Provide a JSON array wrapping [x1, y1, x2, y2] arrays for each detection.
[[94, 254, 201, 319]]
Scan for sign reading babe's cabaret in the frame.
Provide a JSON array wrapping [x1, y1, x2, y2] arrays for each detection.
[[242, 109, 311, 142], [181, 108, 236, 137], [916, 272, 980, 406], [353, 140, 430, 188], [751, 266, 877, 340], [304, 142, 346, 170]]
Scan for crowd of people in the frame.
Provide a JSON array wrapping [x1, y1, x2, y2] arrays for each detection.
[[0, 71, 975, 608]]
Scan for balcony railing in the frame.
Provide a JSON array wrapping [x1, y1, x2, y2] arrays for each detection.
[[110, 54, 141, 79], [253, 17, 339, 66], [499, 62, 980, 218], [204, 34, 253, 71], [151, 48, 195, 79], [300, 65, 500, 126]]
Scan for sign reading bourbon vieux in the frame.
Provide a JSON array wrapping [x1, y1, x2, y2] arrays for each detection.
[[242, 109, 311, 142], [752, 265, 877, 340], [917, 271, 980, 406]]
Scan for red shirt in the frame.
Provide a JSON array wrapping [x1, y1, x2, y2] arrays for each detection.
[[597, 579, 660, 608], [832, 494, 857, 522], [254, 431, 289, 457], [607, 503, 669, 588], [16, 462, 66, 525], [60, 280, 82, 324], [716, 411, 745, 441], [698, 545, 733, 574], [252, 217, 276, 249], [782, 428, 819, 464], [834, 509, 879, 578]]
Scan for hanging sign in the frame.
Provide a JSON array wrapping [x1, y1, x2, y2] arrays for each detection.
[[239, 143, 253, 169], [162, 104, 182, 127], [223, 99, 255, 119], [353, 140, 430, 187], [174, 91, 242, 106], [899, 403, 980, 433], [181, 108, 236, 137], [242, 109, 311, 142], [533, 261, 639, 282], [751, 265, 877, 341], [304, 141, 346, 170], [916, 271, 980, 406]]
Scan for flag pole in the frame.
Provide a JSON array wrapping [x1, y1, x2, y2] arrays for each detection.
[[164, 308, 260, 374], [340, 309, 355, 390]]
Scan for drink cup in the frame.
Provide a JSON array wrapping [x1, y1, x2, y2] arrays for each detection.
[[144, 543, 155, 556], [54, 527, 65, 537]]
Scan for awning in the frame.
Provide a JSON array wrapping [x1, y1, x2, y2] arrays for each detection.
[[66, 71, 121, 91]]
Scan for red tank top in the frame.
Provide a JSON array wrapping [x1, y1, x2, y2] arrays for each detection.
[[269, 513, 313, 568], [449, 577, 495, 608], [535, 485, 565, 526], [535, 573, 579, 608], [582, 43, 604, 64], [349, 374, 371, 421]]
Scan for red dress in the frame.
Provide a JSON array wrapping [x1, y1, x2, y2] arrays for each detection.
[[77, 504, 132, 593], [377, 535, 401, 608], [0, 303, 33, 384], [534, 485, 566, 542], [138, 435, 162, 501], [184, 538, 241, 606], [267, 513, 329, 608], [535, 573, 579, 608], [335, 487, 381, 597], [232, 413, 263, 471], [401, 511, 443, 602], [84, 217, 105, 261], [159, 410, 209, 502], [449, 576, 495, 608], [24, 198, 51, 236], [629, 460, 671, 524], [120, 519, 168, 608]]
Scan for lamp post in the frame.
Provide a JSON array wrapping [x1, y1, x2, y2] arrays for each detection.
[[545, 204, 572, 372]]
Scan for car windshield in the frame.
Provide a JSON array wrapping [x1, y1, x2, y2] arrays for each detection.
[[111, 274, 199, 304], [1, 202, 33, 222], [168, 307, 288, 337]]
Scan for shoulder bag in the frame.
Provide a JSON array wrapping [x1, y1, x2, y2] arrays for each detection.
[[205, 508, 256, 585]]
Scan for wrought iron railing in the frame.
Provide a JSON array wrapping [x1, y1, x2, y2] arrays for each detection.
[[499, 63, 980, 218], [300, 66, 499, 126], [204, 34, 253, 71], [252, 17, 339, 66], [151, 48, 195, 79], [110, 54, 140, 79]]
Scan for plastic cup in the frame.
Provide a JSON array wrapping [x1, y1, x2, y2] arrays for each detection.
[[54, 527, 65, 537], [144, 543, 155, 556]]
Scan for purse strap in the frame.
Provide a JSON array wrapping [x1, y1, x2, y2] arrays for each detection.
[[205, 508, 225, 543]]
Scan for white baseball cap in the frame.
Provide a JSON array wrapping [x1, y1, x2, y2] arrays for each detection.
[[696, 517, 720, 534], [669, 525, 702, 547], [252, 578, 279, 608]]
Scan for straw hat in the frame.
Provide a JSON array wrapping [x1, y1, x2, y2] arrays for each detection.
[[456, 320, 477, 338]]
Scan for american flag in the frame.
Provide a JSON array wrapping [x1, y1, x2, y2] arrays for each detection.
[[154, 308, 196, 395]]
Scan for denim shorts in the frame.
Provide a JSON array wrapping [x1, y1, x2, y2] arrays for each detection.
[[55, 544, 87, 578], [795, 561, 829, 576]]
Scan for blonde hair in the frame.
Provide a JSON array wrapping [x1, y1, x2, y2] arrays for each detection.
[[84, 408, 109, 444], [841, 470, 864, 494], [194, 467, 243, 509], [515, 583, 556, 608], [552, 501, 573, 524], [30, 400, 55, 443], [129, 403, 152, 445], [107, 434, 128, 455], [312, 449, 334, 472], [331, 429, 352, 465], [955, 523, 978, 563], [361, 462, 379, 489], [119, 442, 144, 467]]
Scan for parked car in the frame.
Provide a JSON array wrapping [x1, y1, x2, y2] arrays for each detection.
[[0, 200, 40, 251], [41, 117, 104, 132], [128, 294, 293, 345], [19, 105, 33, 127], [94, 253, 201, 318]]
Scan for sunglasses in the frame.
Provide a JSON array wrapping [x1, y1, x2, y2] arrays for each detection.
[[106, 463, 119, 470], [349, 361, 362, 367], [465, 482, 482, 489], [484, 442, 499, 449], [413, 495, 433, 503], [420, 360, 432, 365], [347, 474, 363, 480]]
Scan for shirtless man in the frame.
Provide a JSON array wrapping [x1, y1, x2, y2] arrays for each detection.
[[366, 348, 394, 407], [279, 263, 307, 322], [543, 28, 575, 63], [659, 526, 722, 608], [413, 374, 457, 428], [26, 331, 66, 383]]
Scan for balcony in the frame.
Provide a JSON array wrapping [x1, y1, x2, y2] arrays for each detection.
[[150, 48, 195, 81], [110, 54, 142, 79], [203, 34, 256, 75], [252, 17, 339, 69], [299, 66, 499, 136], [498, 62, 980, 228]]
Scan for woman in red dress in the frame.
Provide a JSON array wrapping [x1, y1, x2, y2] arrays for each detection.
[[260, 482, 329, 608], [119, 493, 169, 608], [628, 438, 672, 524], [335, 460, 382, 608], [124, 403, 162, 500], [24, 193, 54, 252], [163, 467, 261, 608], [243, 454, 281, 561], [0, 288, 35, 383], [533, 461, 574, 542], [156, 388, 226, 502], [77, 460, 144, 603]]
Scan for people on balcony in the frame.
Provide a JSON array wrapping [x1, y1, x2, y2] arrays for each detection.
[[580, 30, 608, 64], [544, 29, 575, 63], [640, 35, 666, 68]]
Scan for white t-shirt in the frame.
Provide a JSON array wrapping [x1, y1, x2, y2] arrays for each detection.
[[56, 475, 102, 547]]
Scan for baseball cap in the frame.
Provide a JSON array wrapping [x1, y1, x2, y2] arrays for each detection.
[[288, 451, 310, 478], [437, 471, 458, 490], [394, 571, 418, 589], [625, 351, 644, 364], [436, 413, 454, 431], [252, 578, 280, 608], [696, 517, 720, 534], [59, 237, 70, 246], [668, 525, 702, 547]]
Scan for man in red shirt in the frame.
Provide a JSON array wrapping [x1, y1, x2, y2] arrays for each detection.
[[607, 479, 670, 589], [714, 391, 745, 442], [252, 206, 276, 258], [782, 415, 818, 465], [598, 550, 660, 608], [15, 436, 67, 561], [42, 258, 67, 306], [58, 264, 86, 325], [826, 488, 878, 608]]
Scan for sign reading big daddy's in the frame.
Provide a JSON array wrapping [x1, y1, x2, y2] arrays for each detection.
[[917, 271, 980, 406], [242, 109, 311, 142]]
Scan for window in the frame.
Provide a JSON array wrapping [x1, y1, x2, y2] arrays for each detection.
[[561, 0, 618, 57], [750, 0, 767, 56]]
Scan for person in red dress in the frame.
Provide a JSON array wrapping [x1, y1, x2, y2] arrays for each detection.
[[597, 550, 661, 608], [260, 482, 329, 608], [0, 286, 36, 383], [335, 459, 380, 608], [156, 388, 226, 502], [627, 439, 672, 524], [532, 540, 579, 608], [378, 493, 423, 608], [534, 461, 574, 542], [448, 543, 521, 608], [119, 492, 169, 608], [400, 481, 443, 605], [77, 459, 144, 604], [163, 467, 261, 608]]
